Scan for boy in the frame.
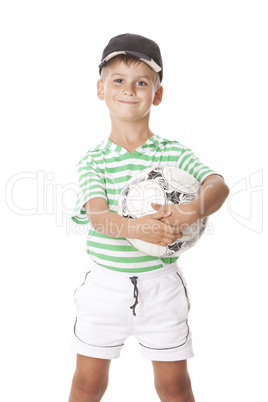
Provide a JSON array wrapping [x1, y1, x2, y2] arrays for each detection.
[[69, 33, 229, 402]]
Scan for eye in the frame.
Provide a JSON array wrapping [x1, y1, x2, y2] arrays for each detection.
[[136, 80, 147, 86], [114, 78, 124, 83]]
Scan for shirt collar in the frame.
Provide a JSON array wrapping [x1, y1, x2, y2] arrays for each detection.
[[91, 134, 168, 154]]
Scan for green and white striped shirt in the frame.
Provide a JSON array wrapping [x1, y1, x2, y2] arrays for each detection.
[[72, 135, 216, 273]]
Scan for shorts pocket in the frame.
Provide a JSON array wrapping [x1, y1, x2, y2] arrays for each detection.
[[175, 271, 191, 311], [74, 270, 92, 304]]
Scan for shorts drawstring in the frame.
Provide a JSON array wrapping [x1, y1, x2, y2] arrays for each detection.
[[129, 276, 139, 316]]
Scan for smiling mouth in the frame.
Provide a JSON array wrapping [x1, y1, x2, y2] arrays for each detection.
[[117, 100, 139, 105]]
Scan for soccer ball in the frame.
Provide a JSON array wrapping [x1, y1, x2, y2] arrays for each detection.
[[117, 166, 207, 257]]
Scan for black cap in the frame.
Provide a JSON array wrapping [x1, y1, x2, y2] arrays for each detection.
[[99, 33, 163, 82]]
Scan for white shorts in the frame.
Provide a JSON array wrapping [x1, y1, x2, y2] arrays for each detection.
[[70, 258, 194, 361]]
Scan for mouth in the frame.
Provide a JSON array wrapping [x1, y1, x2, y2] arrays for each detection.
[[117, 100, 139, 105]]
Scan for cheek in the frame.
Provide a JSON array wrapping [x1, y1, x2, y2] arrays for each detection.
[[106, 87, 118, 99], [145, 92, 155, 105]]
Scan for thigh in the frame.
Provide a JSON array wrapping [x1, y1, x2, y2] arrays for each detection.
[[152, 359, 192, 390], [69, 355, 111, 401], [152, 360, 195, 401], [75, 354, 111, 383]]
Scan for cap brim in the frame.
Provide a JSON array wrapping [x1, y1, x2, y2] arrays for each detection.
[[99, 50, 162, 74]]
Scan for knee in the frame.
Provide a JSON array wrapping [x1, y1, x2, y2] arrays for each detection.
[[155, 380, 195, 402], [70, 372, 108, 402]]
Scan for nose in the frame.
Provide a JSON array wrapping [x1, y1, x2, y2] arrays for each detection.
[[123, 83, 135, 96]]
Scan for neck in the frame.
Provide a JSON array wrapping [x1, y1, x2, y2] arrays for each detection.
[[108, 115, 154, 152]]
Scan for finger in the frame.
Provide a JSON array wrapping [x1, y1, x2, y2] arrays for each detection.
[[158, 241, 169, 247], [165, 228, 184, 241], [173, 233, 183, 240], [158, 236, 177, 246], [161, 222, 181, 235], [151, 210, 171, 219], [158, 232, 183, 246], [151, 203, 171, 214], [151, 202, 161, 210], [168, 228, 183, 236], [162, 232, 178, 243], [160, 216, 179, 227]]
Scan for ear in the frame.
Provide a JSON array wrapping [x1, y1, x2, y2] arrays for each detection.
[[153, 85, 163, 106], [97, 80, 105, 100]]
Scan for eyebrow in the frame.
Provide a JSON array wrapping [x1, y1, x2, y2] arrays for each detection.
[[110, 73, 151, 80]]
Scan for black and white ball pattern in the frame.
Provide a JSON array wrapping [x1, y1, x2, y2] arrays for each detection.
[[117, 167, 207, 257]]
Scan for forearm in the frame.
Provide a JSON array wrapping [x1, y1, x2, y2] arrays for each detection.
[[193, 174, 229, 219], [151, 174, 229, 230], [86, 206, 136, 238], [84, 198, 180, 245], [98, 212, 137, 239]]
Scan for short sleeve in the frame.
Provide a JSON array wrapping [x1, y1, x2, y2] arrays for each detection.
[[72, 156, 107, 224], [177, 147, 223, 183]]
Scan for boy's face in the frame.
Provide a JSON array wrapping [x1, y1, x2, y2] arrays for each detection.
[[97, 59, 163, 124]]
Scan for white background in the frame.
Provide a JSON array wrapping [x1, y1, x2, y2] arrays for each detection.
[[1, 1, 267, 401]]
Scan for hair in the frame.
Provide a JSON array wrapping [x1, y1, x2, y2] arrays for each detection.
[[100, 55, 161, 89]]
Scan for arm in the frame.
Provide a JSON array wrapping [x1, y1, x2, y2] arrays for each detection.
[[152, 174, 230, 230], [84, 198, 182, 247], [194, 174, 230, 218]]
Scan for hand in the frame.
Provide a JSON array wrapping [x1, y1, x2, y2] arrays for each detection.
[[151, 202, 199, 233], [151, 175, 230, 231], [132, 210, 183, 247]]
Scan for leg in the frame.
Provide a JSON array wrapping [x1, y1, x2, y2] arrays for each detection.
[[152, 360, 195, 402], [69, 354, 111, 402]]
